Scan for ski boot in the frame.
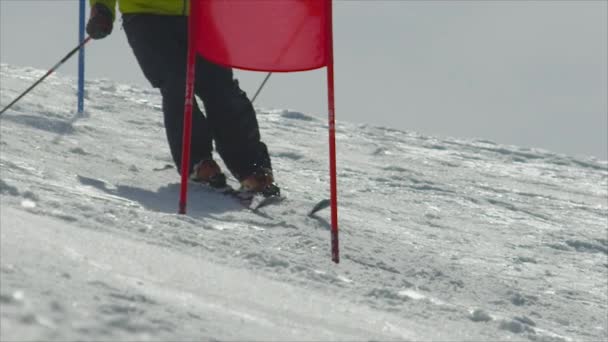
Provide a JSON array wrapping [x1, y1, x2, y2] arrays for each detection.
[[190, 159, 227, 188], [240, 167, 280, 198]]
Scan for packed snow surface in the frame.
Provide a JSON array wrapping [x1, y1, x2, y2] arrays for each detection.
[[1, 64, 607, 341]]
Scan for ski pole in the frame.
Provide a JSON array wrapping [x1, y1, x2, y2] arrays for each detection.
[[0, 37, 92, 117], [248, 13, 309, 105], [251, 72, 272, 104]]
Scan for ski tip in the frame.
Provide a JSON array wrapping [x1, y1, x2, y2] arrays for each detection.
[[308, 199, 331, 217]]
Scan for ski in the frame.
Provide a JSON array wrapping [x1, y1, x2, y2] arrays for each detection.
[[199, 183, 284, 212], [194, 181, 327, 216], [309, 199, 331, 216], [249, 192, 285, 210]]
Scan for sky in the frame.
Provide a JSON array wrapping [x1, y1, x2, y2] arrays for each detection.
[[1, 0, 607, 160]]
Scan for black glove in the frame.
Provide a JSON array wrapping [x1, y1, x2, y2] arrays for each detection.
[[86, 3, 113, 39]]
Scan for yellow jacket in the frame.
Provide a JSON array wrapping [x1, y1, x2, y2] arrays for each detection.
[[90, 0, 188, 20]]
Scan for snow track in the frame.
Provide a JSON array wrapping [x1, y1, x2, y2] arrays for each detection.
[[1, 64, 606, 341]]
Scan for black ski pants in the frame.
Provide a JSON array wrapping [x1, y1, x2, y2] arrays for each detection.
[[122, 14, 271, 180]]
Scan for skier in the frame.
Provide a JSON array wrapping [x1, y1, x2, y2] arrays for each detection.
[[86, 0, 279, 196]]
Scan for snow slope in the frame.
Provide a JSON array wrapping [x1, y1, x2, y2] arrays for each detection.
[[1, 64, 607, 341]]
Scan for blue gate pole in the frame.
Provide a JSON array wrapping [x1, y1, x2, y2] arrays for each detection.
[[77, 0, 86, 114]]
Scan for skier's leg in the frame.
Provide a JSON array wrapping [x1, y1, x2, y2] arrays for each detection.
[[160, 80, 213, 172], [193, 57, 272, 181], [122, 14, 213, 174]]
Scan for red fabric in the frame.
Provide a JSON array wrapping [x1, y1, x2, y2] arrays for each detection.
[[190, 0, 329, 72]]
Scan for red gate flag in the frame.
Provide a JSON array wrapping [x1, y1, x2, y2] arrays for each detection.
[[180, 0, 339, 263], [191, 0, 330, 72]]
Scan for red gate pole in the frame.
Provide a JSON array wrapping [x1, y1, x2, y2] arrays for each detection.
[[178, 7, 197, 215], [326, 0, 339, 263]]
